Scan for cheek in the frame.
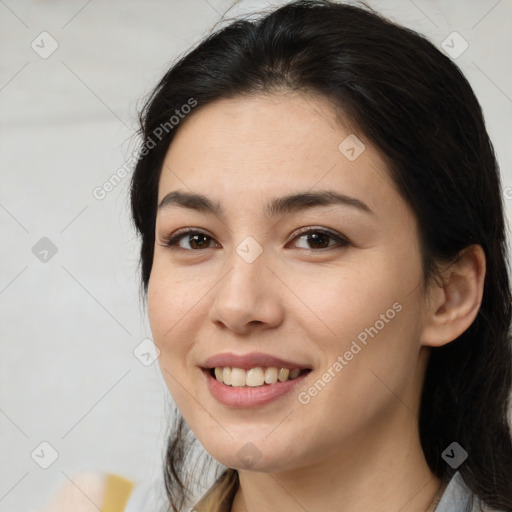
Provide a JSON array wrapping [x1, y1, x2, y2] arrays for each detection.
[[147, 273, 202, 417], [290, 251, 423, 388], [289, 254, 415, 340], [146, 265, 200, 373], [147, 256, 207, 332]]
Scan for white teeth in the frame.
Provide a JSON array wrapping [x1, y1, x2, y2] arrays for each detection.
[[246, 367, 264, 387], [278, 368, 290, 382], [264, 367, 278, 384], [231, 368, 246, 387], [212, 366, 307, 387], [289, 368, 300, 379], [223, 367, 232, 386]]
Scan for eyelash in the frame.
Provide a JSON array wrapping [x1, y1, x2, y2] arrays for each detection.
[[160, 227, 349, 252]]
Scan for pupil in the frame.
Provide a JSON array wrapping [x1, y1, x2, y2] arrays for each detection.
[[309, 233, 328, 248], [191, 234, 208, 249]]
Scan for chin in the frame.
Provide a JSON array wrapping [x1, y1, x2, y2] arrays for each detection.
[[201, 436, 299, 474]]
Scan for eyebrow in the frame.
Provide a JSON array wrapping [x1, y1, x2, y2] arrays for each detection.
[[158, 190, 375, 217]]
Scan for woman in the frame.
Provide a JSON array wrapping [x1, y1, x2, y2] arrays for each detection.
[[61, 1, 512, 511]]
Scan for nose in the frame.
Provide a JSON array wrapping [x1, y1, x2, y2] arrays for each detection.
[[208, 245, 285, 335]]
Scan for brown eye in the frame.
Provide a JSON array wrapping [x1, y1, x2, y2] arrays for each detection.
[[160, 227, 349, 252], [161, 229, 217, 250], [290, 228, 349, 251]]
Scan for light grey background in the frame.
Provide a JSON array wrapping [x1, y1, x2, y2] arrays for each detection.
[[1, 0, 511, 511]]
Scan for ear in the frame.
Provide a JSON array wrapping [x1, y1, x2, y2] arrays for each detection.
[[420, 244, 486, 348]]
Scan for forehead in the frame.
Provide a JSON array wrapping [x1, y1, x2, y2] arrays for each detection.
[[164, 92, 354, 166], [157, 92, 397, 215]]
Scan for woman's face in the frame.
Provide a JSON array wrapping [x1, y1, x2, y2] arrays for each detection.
[[147, 92, 430, 472]]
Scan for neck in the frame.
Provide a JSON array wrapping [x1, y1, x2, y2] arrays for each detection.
[[230, 403, 441, 512]]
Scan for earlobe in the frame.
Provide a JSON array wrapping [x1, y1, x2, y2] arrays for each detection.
[[420, 244, 486, 348]]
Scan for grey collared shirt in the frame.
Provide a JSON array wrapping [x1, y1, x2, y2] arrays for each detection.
[[435, 471, 504, 512], [436, 472, 478, 512], [124, 471, 500, 512]]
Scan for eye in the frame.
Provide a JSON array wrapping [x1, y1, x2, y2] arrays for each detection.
[[159, 227, 349, 252], [160, 228, 218, 250], [289, 227, 349, 251]]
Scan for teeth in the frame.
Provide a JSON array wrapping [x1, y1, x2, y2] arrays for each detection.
[[289, 368, 300, 379], [246, 367, 264, 387], [278, 368, 289, 382], [264, 367, 278, 384], [231, 368, 246, 387], [223, 367, 232, 385], [212, 366, 307, 387]]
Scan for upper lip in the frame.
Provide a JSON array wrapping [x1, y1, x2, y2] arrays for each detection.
[[202, 352, 312, 370]]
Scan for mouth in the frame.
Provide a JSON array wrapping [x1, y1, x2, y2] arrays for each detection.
[[200, 352, 313, 407], [206, 366, 312, 387], [202, 366, 312, 407]]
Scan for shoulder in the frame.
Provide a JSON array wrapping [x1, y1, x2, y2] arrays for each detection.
[[436, 472, 508, 512]]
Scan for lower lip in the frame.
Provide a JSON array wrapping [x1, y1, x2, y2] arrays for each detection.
[[203, 369, 311, 408]]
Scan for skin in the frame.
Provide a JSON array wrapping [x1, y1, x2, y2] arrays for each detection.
[[147, 92, 485, 512]]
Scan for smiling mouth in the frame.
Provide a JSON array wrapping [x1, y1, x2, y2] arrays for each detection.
[[207, 366, 312, 387]]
